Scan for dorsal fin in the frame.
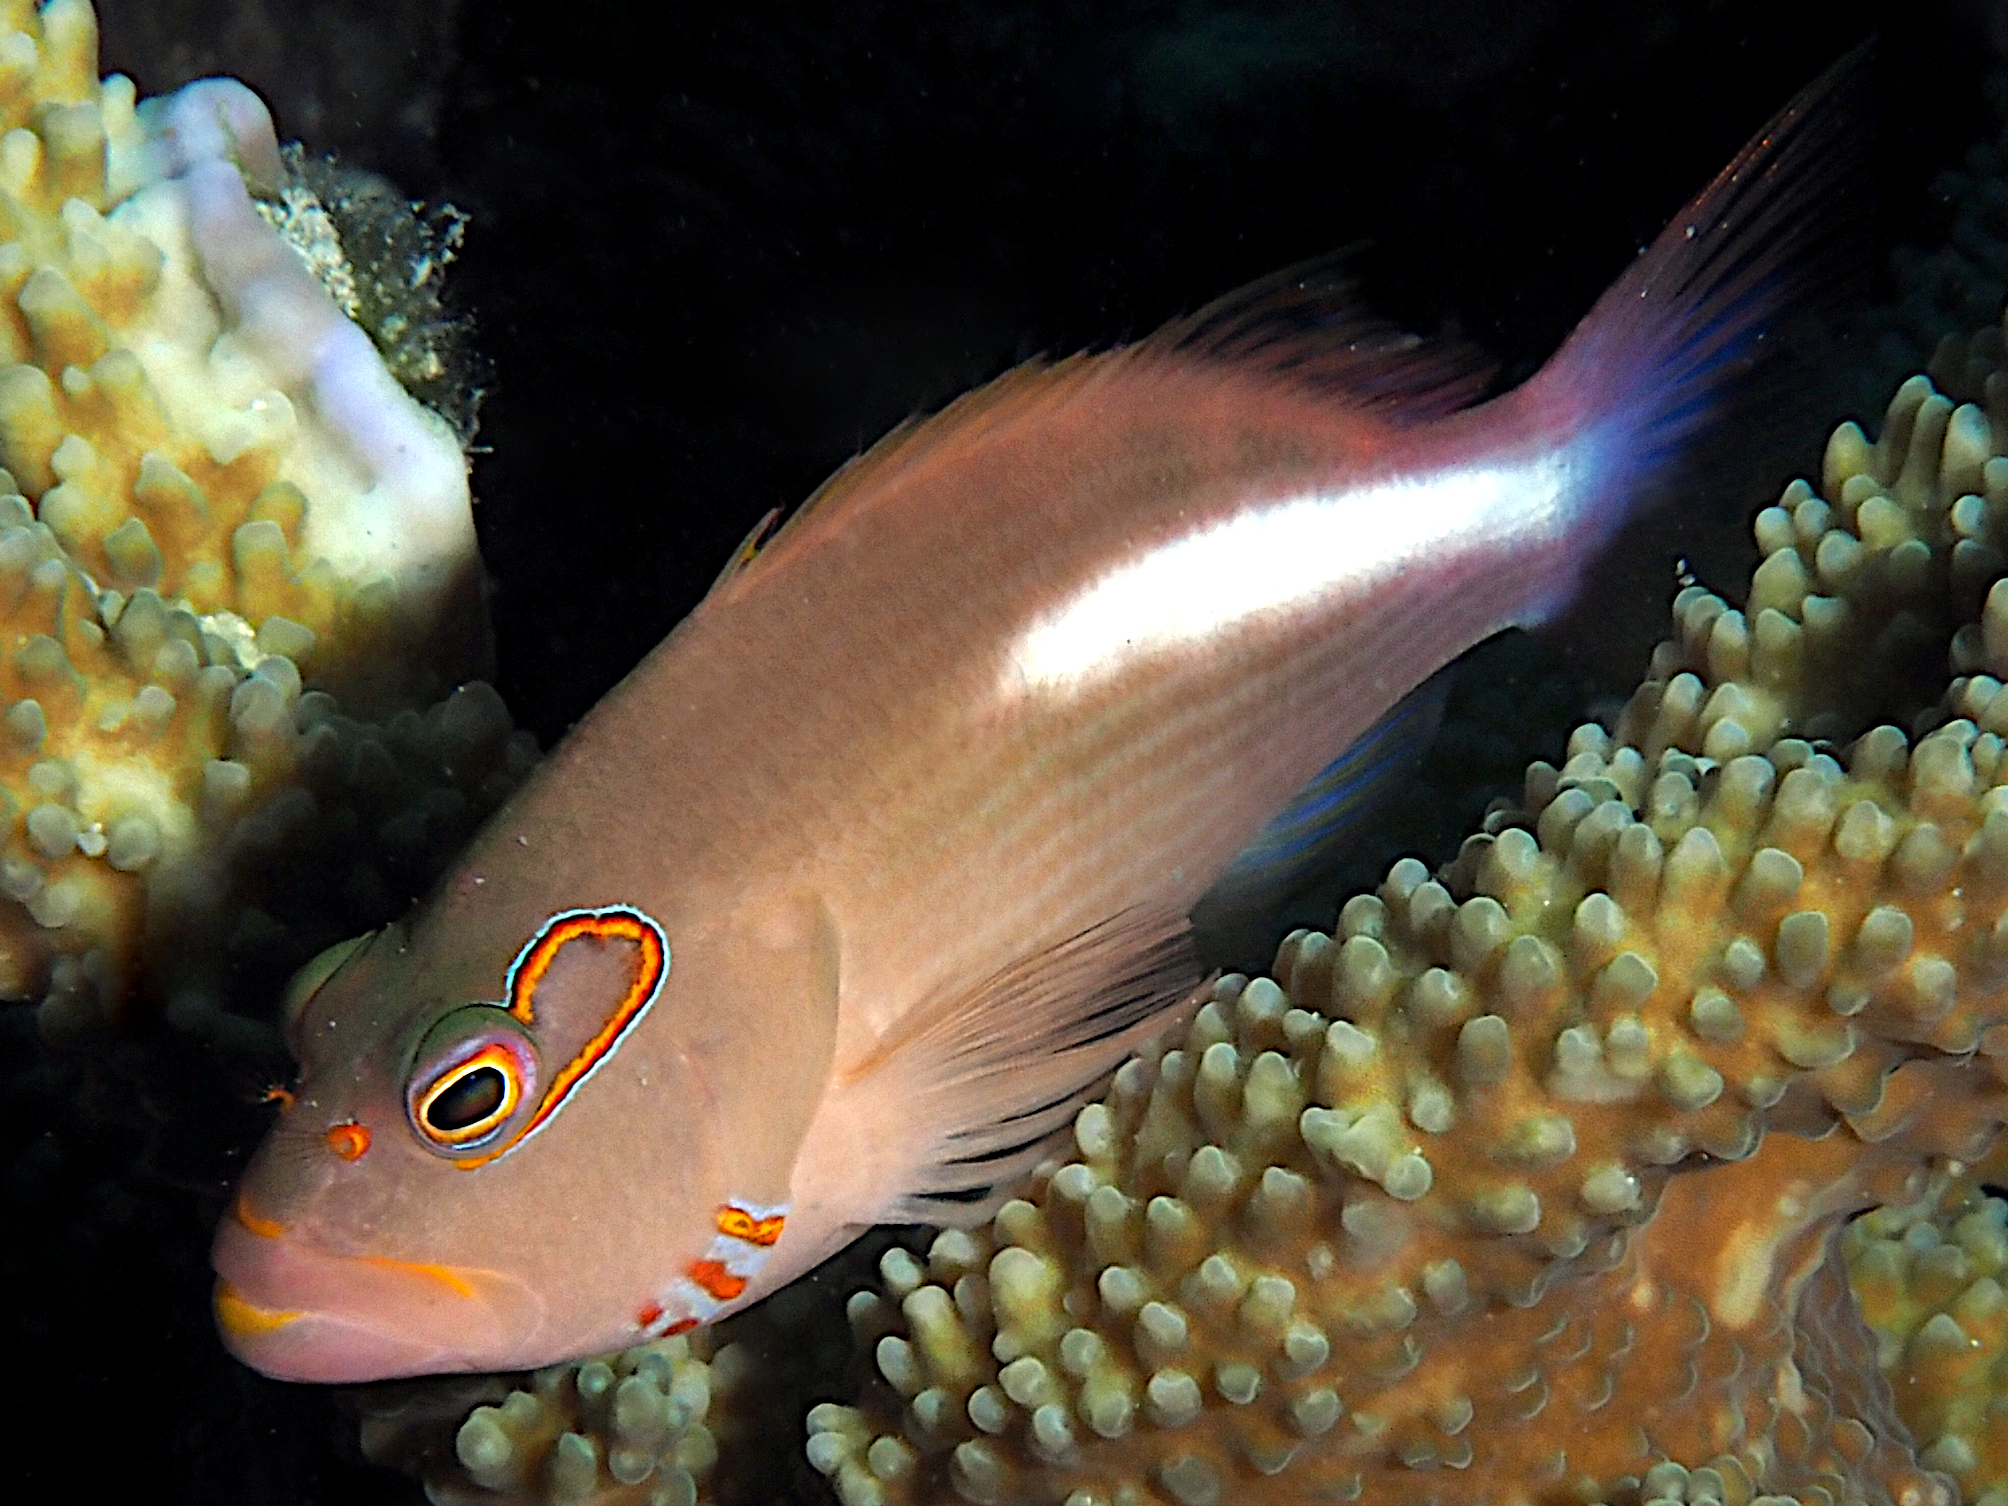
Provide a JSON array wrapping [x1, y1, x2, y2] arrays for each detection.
[[707, 254, 1493, 608], [700, 505, 783, 603], [1138, 249, 1497, 420], [701, 355, 1114, 608]]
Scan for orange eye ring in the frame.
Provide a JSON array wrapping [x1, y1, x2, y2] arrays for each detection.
[[411, 1040, 527, 1148]]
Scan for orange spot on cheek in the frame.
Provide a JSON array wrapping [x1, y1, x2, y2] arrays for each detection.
[[326, 1122, 371, 1160], [687, 1259, 747, 1302], [637, 1301, 664, 1329]]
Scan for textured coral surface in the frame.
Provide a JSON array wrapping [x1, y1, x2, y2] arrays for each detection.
[[0, 0, 501, 1037]]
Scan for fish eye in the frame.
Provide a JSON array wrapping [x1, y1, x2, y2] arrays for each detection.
[[428, 1063, 506, 1131], [404, 1008, 539, 1157]]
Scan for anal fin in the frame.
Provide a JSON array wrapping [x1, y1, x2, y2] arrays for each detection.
[[846, 908, 1201, 1225]]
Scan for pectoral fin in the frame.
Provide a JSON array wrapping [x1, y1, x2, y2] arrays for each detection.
[[841, 907, 1200, 1224]]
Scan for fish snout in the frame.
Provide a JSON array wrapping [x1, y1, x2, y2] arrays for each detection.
[[210, 1198, 546, 1382]]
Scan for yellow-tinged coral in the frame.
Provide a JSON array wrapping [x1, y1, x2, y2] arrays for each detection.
[[358, 1332, 736, 1506], [0, 1, 501, 1030], [783, 337, 2008, 1505], [365, 1234, 898, 1506], [1845, 1152, 2008, 1506], [0, 0, 480, 703]]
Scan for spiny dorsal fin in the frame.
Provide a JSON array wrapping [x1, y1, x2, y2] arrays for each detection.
[[701, 356, 1112, 607], [700, 505, 782, 604], [840, 907, 1201, 1224]]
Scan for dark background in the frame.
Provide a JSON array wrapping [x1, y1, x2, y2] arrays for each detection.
[[95, 0, 2003, 747], [1, 0, 1995, 1500]]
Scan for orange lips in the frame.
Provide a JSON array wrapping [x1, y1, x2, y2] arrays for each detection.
[[214, 1280, 301, 1337], [233, 1189, 288, 1239]]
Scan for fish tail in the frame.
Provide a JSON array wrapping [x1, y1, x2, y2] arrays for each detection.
[[1515, 48, 1870, 623]]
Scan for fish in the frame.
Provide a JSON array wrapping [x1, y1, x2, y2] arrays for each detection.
[[211, 62, 1861, 1383]]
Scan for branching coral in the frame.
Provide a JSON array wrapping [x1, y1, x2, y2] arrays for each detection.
[[362, 1234, 903, 1506], [0, 0, 503, 1033], [357, 1331, 735, 1506], [780, 336, 2008, 1505]]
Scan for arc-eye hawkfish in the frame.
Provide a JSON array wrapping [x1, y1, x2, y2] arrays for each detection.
[[213, 60, 1861, 1381]]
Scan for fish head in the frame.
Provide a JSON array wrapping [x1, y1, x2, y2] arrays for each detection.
[[213, 883, 838, 1382]]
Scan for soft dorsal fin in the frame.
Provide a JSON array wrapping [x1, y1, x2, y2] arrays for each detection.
[[1137, 249, 1498, 420], [834, 907, 1201, 1224]]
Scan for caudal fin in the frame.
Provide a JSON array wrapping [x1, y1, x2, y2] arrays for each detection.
[[1519, 48, 1872, 620]]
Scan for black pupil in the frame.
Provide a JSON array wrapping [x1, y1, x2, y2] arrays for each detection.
[[428, 1065, 505, 1131]]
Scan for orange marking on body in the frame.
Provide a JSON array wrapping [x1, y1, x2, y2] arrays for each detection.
[[687, 1259, 748, 1302], [458, 906, 668, 1170], [260, 1083, 295, 1111], [355, 1255, 480, 1299], [637, 1301, 664, 1329], [505, 908, 664, 1028], [233, 1190, 288, 1239], [326, 1121, 371, 1160], [214, 1281, 300, 1337], [663, 1317, 698, 1337], [715, 1205, 786, 1246]]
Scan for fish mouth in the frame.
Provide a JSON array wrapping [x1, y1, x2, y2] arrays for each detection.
[[211, 1198, 547, 1383]]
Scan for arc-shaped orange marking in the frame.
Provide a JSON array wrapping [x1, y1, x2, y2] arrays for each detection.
[[355, 1254, 482, 1299], [458, 905, 668, 1170], [715, 1205, 786, 1246]]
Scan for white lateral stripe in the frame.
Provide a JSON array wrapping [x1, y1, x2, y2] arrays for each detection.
[[1007, 451, 1578, 693]]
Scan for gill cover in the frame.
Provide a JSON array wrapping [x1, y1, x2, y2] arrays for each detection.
[[402, 905, 669, 1167], [280, 931, 374, 1051]]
